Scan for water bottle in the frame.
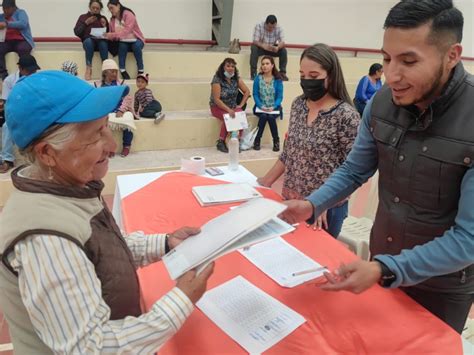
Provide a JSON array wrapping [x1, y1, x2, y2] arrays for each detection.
[[228, 131, 239, 171]]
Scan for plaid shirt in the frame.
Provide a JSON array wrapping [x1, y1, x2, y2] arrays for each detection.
[[252, 22, 284, 45]]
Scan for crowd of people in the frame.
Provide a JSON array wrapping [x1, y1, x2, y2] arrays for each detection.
[[0, 0, 472, 353]]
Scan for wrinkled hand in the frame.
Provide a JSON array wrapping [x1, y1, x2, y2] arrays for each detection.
[[176, 263, 215, 304], [256, 176, 272, 188], [280, 199, 313, 225], [321, 260, 382, 294], [167, 226, 200, 249]]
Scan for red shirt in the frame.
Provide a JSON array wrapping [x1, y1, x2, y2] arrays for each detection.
[[5, 16, 24, 41]]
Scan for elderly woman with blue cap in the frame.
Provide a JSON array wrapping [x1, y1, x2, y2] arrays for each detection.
[[0, 71, 214, 354]]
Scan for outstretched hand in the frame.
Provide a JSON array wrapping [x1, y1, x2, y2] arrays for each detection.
[[280, 199, 314, 225], [320, 260, 382, 294]]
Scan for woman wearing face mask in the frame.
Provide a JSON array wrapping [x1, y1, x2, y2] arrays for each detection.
[[210, 57, 250, 153], [257, 43, 360, 238]]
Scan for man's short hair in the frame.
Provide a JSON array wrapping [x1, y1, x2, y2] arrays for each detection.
[[384, 0, 463, 48], [265, 15, 277, 25]]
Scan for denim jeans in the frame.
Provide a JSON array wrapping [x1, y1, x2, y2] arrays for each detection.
[[1, 123, 15, 163], [118, 40, 144, 71], [325, 201, 349, 238], [122, 129, 133, 147], [141, 100, 162, 118], [83, 38, 109, 66]]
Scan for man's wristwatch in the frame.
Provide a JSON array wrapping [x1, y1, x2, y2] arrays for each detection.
[[377, 261, 396, 287]]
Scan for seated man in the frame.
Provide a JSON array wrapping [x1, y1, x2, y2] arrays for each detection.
[[0, 0, 34, 80], [250, 15, 288, 81]]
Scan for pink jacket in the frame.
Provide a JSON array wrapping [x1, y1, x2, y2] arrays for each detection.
[[109, 10, 145, 43]]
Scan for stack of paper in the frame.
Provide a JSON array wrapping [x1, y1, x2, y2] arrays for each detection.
[[192, 183, 262, 206], [240, 237, 328, 287], [223, 111, 249, 131], [255, 107, 281, 115], [197, 276, 306, 354], [162, 198, 288, 280]]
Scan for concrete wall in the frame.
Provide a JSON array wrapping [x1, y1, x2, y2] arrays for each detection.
[[11, 0, 474, 57]]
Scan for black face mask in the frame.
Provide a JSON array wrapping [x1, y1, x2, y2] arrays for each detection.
[[300, 78, 327, 101]]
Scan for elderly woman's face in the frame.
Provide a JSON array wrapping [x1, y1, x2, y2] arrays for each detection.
[[50, 117, 116, 186]]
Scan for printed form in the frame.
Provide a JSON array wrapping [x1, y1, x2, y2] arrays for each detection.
[[197, 276, 306, 354], [239, 237, 327, 287]]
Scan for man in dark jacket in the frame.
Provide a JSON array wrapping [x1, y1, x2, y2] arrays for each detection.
[[281, 0, 473, 334]]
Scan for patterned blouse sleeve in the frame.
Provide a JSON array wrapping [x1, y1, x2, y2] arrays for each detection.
[[338, 104, 361, 158]]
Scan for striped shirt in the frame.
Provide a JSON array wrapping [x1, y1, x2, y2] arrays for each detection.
[[134, 88, 155, 113], [252, 22, 284, 45], [8, 231, 193, 354]]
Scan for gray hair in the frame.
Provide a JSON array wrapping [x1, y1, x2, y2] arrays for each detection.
[[21, 123, 80, 165]]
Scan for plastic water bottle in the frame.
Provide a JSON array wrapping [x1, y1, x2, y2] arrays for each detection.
[[228, 131, 239, 171]]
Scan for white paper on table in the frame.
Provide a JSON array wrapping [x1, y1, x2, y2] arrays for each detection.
[[255, 107, 280, 115], [162, 198, 287, 280], [223, 111, 248, 131], [197, 276, 306, 354], [90, 27, 106, 38], [239, 237, 327, 287], [0, 29, 5, 43], [192, 183, 262, 206]]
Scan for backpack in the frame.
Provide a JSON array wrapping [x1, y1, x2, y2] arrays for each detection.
[[228, 38, 241, 54]]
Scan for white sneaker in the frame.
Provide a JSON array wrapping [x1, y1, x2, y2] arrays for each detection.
[[154, 112, 165, 124]]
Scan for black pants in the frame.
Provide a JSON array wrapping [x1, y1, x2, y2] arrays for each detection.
[[255, 113, 279, 142], [402, 286, 473, 334], [140, 100, 162, 118], [250, 45, 287, 76]]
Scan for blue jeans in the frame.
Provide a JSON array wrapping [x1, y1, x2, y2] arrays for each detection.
[[1, 123, 15, 163], [123, 129, 133, 147], [118, 40, 144, 71], [83, 38, 109, 66], [324, 201, 349, 238]]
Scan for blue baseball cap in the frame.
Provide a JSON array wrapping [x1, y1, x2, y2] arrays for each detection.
[[6, 70, 130, 149]]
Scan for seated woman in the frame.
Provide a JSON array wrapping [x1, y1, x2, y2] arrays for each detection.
[[252, 56, 284, 152], [74, 0, 110, 80], [105, 0, 145, 80], [0, 0, 34, 80], [0, 70, 214, 354], [209, 57, 250, 153], [258, 43, 360, 238], [353, 63, 383, 115], [94, 59, 135, 157]]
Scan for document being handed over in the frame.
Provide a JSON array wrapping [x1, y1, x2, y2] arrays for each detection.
[[162, 198, 288, 280], [197, 276, 306, 354]]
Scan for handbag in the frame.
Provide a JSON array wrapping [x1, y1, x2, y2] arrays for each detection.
[[228, 38, 241, 54]]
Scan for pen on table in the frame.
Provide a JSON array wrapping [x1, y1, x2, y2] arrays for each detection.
[[292, 266, 328, 277], [292, 223, 299, 227]]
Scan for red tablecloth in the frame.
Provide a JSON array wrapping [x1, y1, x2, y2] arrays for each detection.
[[121, 172, 461, 354]]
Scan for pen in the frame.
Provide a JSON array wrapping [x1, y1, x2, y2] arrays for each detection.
[[292, 223, 300, 227], [292, 266, 328, 277]]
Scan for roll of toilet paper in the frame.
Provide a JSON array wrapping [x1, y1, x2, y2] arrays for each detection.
[[181, 156, 206, 175]]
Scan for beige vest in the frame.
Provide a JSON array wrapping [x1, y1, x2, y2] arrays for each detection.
[[0, 167, 142, 353]]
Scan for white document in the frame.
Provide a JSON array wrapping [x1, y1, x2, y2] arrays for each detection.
[[240, 237, 327, 288], [0, 29, 5, 43], [162, 198, 287, 280], [197, 276, 306, 354], [255, 107, 280, 115], [192, 183, 262, 206], [223, 111, 249, 131], [90, 27, 106, 38]]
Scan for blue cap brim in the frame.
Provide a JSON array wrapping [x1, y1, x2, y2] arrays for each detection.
[[56, 85, 129, 124]]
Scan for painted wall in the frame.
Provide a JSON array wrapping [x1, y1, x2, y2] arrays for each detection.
[[12, 0, 474, 56]]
